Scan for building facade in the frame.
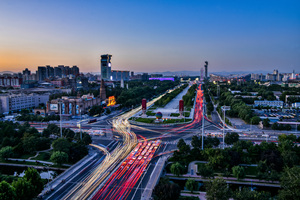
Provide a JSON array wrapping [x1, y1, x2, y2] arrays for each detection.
[[254, 100, 284, 108], [0, 93, 49, 113], [47, 94, 101, 116], [101, 54, 112, 80]]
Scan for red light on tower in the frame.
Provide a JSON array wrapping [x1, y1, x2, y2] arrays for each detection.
[[179, 100, 184, 112], [142, 99, 147, 110]]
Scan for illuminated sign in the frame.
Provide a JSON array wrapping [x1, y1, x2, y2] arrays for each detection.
[[50, 104, 58, 111], [107, 96, 116, 106], [149, 77, 174, 81]]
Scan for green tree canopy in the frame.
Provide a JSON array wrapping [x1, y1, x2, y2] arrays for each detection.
[[278, 166, 300, 200], [185, 179, 198, 193], [12, 178, 33, 200], [23, 168, 44, 197], [0, 181, 16, 200], [205, 178, 231, 200], [0, 146, 13, 160], [52, 138, 71, 154], [232, 165, 245, 180], [153, 177, 181, 200], [170, 162, 185, 176], [50, 151, 68, 166]]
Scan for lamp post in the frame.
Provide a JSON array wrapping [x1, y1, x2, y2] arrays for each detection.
[[221, 106, 230, 149], [80, 109, 82, 140], [250, 118, 253, 132], [202, 98, 205, 150], [59, 100, 62, 138]]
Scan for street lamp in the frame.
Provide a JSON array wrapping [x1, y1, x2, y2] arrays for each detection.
[[250, 118, 253, 132], [221, 106, 230, 149], [58, 100, 63, 138], [202, 98, 205, 150]]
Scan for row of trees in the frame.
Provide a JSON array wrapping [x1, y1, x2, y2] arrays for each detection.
[[155, 84, 188, 107], [16, 114, 60, 122], [170, 133, 300, 180], [115, 80, 179, 108], [0, 121, 91, 165], [0, 168, 44, 200], [182, 84, 197, 107]]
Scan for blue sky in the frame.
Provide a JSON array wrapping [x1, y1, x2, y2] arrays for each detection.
[[0, 0, 299, 73]]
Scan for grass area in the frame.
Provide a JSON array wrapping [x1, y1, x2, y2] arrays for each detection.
[[34, 152, 51, 162], [196, 162, 259, 177], [135, 118, 155, 123], [185, 107, 192, 112], [184, 112, 190, 117], [135, 117, 192, 124], [163, 118, 192, 123], [170, 113, 180, 117], [18, 153, 36, 159], [244, 166, 258, 176], [146, 111, 156, 116]]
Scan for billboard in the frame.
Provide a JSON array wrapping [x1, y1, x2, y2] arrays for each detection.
[[142, 99, 147, 110], [179, 100, 184, 112], [50, 104, 58, 111]]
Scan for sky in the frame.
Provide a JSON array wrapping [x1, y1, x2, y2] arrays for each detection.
[[0, 0, 299, 73]]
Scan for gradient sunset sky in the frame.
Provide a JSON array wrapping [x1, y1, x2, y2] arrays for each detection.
[[0, 0, 299, 73]]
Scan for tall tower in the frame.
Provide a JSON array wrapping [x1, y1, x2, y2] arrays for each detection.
[[100, 54, 112, 80], [204, 61, 208, 80], [100, 79, 106, 101]]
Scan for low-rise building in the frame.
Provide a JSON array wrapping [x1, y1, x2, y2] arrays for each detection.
[[254, 100, 284, 108], [47, 93, 102, 116], [292, 102, 300, 108], [0, 93, 49, 113]]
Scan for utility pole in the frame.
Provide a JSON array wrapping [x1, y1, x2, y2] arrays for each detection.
[[202, 98, 205, 150], [221, 106, 230, 149], [80, 109, 82, 140], [223, 108, 225, 149], [59, 101, 62, 138]]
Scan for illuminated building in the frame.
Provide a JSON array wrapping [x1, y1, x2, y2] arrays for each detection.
[[101, 54, 112, 80]]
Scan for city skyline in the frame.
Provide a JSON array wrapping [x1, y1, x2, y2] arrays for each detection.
[[0, 0, 299, 73]]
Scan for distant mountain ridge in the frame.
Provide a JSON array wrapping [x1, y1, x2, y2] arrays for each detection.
[[136, 70, 271, 76]]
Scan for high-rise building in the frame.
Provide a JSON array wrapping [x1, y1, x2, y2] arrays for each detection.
[[100, 79, 106, 100], [37, 66, 47, 81], [101, 54, 112, 80], [54, 67, 62, 77], [72, 65, 80, 76], [46, 65, 54, 78], [204, 61, 208, 79], [22, 68, 31, 76]]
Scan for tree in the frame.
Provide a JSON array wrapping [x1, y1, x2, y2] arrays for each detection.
[[82, 133, 92, 145], [224, 132, 239, 145], [282, 150, 299, 168], [0, 146, 13, 160], [197, 164, 214, 178], [45, 124, 60, 136], [279, 166, 300, 200], [52, 138, 71, 154], [250, 116, 261, 125], [185, 179, 198, 193], [12, 178, 34, 200], [23, 168, 44, 196], [233, 187, 271, 200], [153, 177, 181, 200], [205, 178, 231, 200], [191, 136, 201, 149], [170, 162, 185, 176], [232, 166, 245, 180], [0, 181, 16, 200], [50, 151, 68, 166], [177, 139, 186, 149], [262, 118, 270, 128]]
